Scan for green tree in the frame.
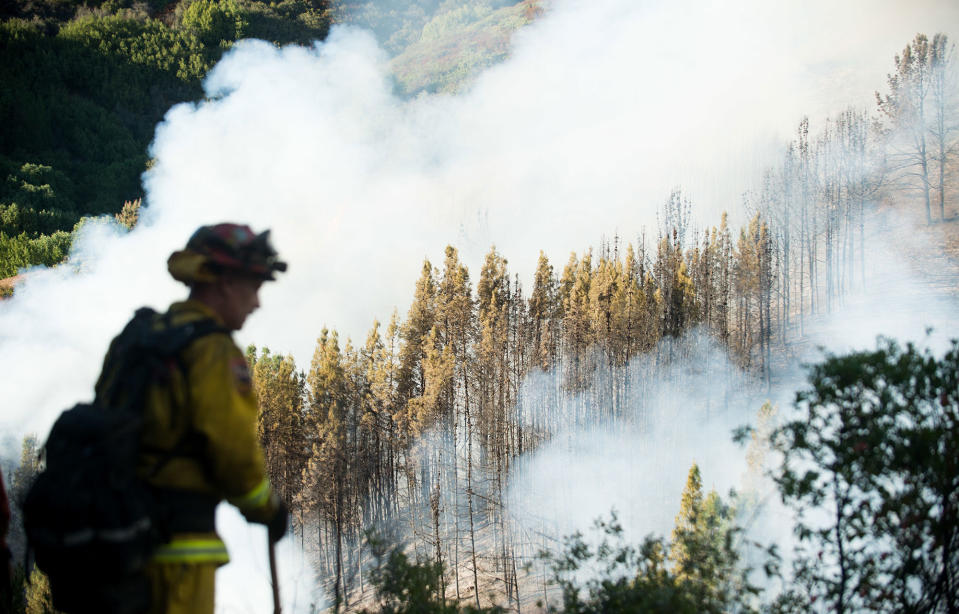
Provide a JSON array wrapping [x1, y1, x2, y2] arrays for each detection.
[[177, 0, 247, 47], [734, 212, 773, 375], [670, 464, 704, 570], [475, 245, 511, 456], [669, 464, 747, 609], [771, 338, 959, 612], [403, 327, 454, 436], [653, 232, 695, 340], [588, 251, 627, 368], [539, 511, 757, 614], [0, 230, 72, 277]]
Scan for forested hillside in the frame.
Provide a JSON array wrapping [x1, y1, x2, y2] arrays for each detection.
[[236, 30, 958, 610], [0, 0, 539, 278]]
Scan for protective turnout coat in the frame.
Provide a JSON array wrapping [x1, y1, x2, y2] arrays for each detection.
[[95, 299, 277, 567]]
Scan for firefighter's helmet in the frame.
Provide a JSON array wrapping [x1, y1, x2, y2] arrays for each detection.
[[168, 223, 287, 285]]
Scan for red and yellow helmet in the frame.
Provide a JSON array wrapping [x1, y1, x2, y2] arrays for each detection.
[[168, 223, 287, 285]]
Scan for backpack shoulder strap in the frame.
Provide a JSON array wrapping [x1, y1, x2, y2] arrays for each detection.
[[148, 312, 229, 357], [97, 308, 229, 408], [140, 314, 230, 478]]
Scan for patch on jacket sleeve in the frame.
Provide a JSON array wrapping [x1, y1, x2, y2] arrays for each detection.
[[230, 356, 252, 394]]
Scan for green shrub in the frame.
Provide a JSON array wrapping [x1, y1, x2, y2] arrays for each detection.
[[0, 230, 73, 277], [178, 0, 248, 47]]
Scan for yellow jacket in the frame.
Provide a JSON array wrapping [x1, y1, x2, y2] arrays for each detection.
[[95, 300, 277, 565]]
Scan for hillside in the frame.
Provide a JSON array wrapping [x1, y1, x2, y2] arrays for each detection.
[[0, 0, 539, 278], [390, 0, 541, 94]]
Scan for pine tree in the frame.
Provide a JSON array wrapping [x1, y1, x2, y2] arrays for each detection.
[[877, 33, 936, 223], [397, 260, 438, 408], [436, 245, 476, 600], [250, 347, 308, 512], [528, 251, 559, 370], [561, 249, 593, 391], [655, 230, 696, 341], [301, 328, 351, 608], [929, 33, 957, 221], [361, 319, 398, 525], [671, 463, 704, 570], [670, 463, 742, 609]]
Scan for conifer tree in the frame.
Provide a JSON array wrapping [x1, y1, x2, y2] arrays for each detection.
[[620, 243, 648, 359], [561, 249, 593, 391], [362, 319, 398, 524], [655, 230, 696, 341], [436, 245, 475, 599], [670, 464, 743, 609], [398, 260, 438, 408], [877, 33, 937, 223], [302, 328, 351, 607], [405, 327, 455, 436], [250, 347, 308, 512], [528, 251, 559, 370], [671, 463, 704, 569], [476, 245, 511, 453], [929, 33, 957, 221]]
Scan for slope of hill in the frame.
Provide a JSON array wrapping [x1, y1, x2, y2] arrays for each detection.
[[0, 0, 539, 278], [390, 0, 541, 94]]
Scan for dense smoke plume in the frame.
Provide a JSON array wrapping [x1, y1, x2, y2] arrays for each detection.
[[2, 0, 959, 610]]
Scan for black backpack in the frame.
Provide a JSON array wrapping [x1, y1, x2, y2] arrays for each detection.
[[23, 307, 226, 614]]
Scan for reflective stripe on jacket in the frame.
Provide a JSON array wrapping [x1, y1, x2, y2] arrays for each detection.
[[152, 535, 230, 566]]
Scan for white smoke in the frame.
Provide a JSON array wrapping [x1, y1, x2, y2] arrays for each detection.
[[2, 0, 958, 610], [506, 334, 768, 545], [504, 206, 959, 595]]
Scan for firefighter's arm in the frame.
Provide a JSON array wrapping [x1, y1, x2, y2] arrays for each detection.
[[187, 336, 279, 524]]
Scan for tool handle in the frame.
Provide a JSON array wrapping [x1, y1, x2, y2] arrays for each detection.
[[269, 537, 281, 614]]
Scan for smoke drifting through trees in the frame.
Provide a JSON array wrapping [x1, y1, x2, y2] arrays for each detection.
[[246, 25, 959, 603], [249, 194, 957, 609], [2, 1, 959, 611]]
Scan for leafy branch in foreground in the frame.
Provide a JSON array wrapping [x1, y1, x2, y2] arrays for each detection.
[[538, 488, 762, 614], [771, 338, 959, 613]]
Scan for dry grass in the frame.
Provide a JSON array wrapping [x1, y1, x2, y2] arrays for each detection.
[[0, 274, 22, 299]]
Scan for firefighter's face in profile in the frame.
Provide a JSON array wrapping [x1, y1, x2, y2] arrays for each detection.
[[219, 275, 263, 330]]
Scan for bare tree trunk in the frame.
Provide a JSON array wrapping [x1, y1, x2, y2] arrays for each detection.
[[465, 401, 481, 610], [938, 139, 946, 221], [431, 484, 445, 603], [334, 481, 343, 613], [921, 128, 932, 224]]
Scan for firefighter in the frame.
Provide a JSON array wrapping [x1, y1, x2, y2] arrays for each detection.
[[96, 223, 290, 614]]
